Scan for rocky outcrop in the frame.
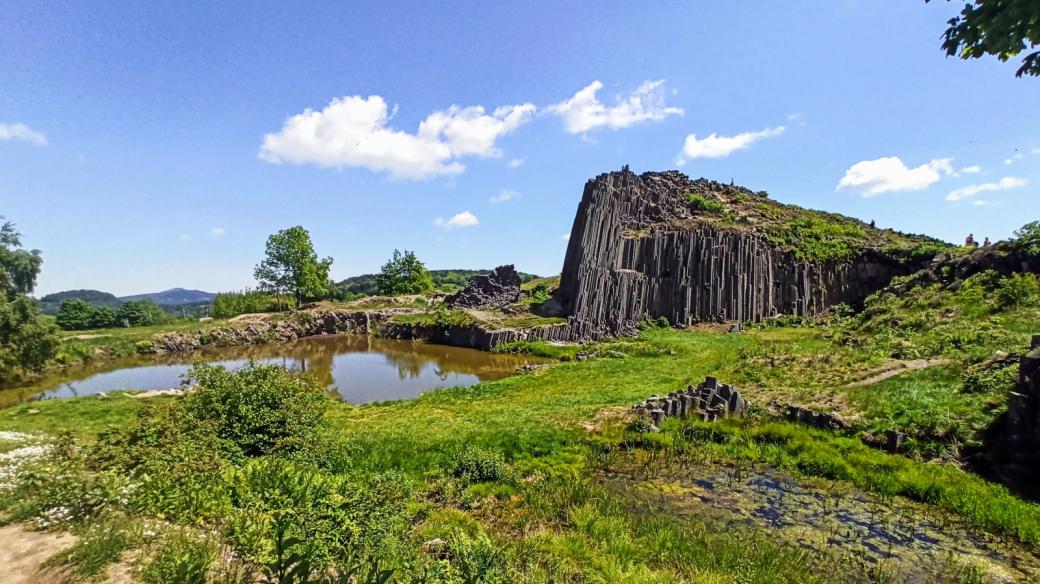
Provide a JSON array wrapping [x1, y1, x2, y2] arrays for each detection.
[[446, 265, 522, 309], [380, 320, 572, 351], [555, 169, 932, 338], [633, 376, 748, 427], [147, 309, 397, 354], [1001, 336, 1040, 473], [886, 242, 1039, 295]]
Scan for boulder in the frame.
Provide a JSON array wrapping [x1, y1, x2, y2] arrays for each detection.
[[445, 265, 522, 309]]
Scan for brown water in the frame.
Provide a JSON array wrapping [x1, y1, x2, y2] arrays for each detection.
[[0, 335, 547, 406]]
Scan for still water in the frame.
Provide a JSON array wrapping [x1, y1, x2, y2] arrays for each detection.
[[0, 335, 547, 406]]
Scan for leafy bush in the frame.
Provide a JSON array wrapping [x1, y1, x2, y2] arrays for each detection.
[[449, 445, 509, 484], [684, 192, 726, 213], [962, 363, 1018, 395], [1011, 221, 1040, 256], [994, 273, 1040, 309], [526, 283, 552, 304], [182, 363, 331, 458], [211, 289, 296, 318]]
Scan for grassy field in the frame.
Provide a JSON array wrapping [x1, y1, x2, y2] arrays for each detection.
[[3, 320, 1039, 581]]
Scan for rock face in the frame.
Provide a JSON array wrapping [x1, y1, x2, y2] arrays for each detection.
[[1001, 336, 1040, 476], [446, 265, 522, 309], [555, 169, 930, 338]]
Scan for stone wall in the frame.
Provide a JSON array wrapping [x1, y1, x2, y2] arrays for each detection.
[[380, 321, 573, 351], [555, 169, 925, 339]]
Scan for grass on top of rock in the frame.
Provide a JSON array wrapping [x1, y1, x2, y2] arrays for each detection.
[[676, 182, 951, 264]]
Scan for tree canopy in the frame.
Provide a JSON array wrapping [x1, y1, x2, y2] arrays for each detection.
[[254, 226, 334, 304], [0, 217, 58, 381], [930, 0, 1040, 77], [376, 249, 435, 296]]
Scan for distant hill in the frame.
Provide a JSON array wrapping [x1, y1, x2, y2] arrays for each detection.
[[39, 287, 216, 317], [39, 289, 122, 315], [338, 269, 541, 296], [118, 288, 216, 306]]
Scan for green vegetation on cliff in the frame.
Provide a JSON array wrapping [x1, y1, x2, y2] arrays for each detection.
[[678, 183, 951, 263]]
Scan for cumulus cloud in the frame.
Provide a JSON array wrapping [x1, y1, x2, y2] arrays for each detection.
[[945, 176, 1027, 202], [434, 210, 479, 229], [259, 95, 535, 180], [0, 123, 47, 146], [507, 157, 524, 168], [211, 227, 225, 237], [836, 156, 958, 197], [676, 126, 786, 163], [959, 165, 981, 175], [489, 189, 519, 204], [548, 80, 683, 134]]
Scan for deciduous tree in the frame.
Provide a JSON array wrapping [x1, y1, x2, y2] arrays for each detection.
[[376, 249, 434, 296], [254, 226, 334, 305], [929, 0, 1040, 77]]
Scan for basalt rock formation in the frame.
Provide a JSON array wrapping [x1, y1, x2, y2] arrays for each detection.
[[446, 265, 522, 309], [554, 168, 943, 339]]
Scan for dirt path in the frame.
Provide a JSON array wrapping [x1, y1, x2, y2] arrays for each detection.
[[845, 358, 948, 387], [0, 523, 77, 583]]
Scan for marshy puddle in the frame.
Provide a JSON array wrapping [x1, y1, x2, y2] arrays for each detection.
[[604, 461, 1040, 582], [0, 334, 548, 407]]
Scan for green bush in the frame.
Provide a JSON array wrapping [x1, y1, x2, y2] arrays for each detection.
[[527, 283, 552, 304], [994, 273, 1040, 309], [684, 192, 726, 213], [962, 363, 1019, 395], [1011, 221, 1040, 256], [211, 289, 296, 318], [449, 445, 509, 484], [182, 362, 331, 458]]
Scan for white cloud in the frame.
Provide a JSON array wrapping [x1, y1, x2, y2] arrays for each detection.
[[507, 157, 524, 168], [211, 227, 225, 237], [548, 80, 683, 134], [1004, 153, 1024, 165], [259, 95, 535, 180], [959, 165, 981, 175], [785, 112, 806, 127], [676, 126, 786, 163], [434, 210, 479, 229], [489, 189, 519, 204], [836, 156, 956, 197], [945, 176, 1027, 202], [1033, 148, 1040, 155], [0, 123, 47, 146]]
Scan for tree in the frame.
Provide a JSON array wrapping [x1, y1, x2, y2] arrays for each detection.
[[929, 0, 1040, 77], [376, 249, 434, 296], [254, 226, 334, 305], [117, 299, 167, 327], [0, 217, 58, 381], [56, 298, 97, 330]]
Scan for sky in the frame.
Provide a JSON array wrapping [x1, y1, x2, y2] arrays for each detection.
[[1, 1, 1038, 297]]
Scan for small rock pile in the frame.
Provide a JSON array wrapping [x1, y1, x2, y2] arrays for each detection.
[[785, 405, 848, 431], [445, 265, 522, 309], [633, 376, 748, 426]]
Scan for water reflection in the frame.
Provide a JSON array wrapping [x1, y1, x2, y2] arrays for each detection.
[[0, 335, 546, 406]]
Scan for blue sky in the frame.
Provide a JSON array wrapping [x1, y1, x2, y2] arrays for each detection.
[[1, 1, 1038, 296]]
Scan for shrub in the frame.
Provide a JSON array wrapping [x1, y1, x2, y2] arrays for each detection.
[[527, 283, 552, 304], [449, 445, 509, 484], [685, 192, 726, 213], [182, 363, 330, 458], [962, 363, 1018, 395], [211, 289, 296, 318], [994, 273, 1040, 309], [1011, 221, 1040, 256]]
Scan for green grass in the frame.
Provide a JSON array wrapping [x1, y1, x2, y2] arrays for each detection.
[[0, 393, 153, 436]]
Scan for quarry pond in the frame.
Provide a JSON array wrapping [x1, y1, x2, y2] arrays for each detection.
[[0, 334, 547, 406]]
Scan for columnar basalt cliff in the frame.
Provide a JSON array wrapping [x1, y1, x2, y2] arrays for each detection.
[[555, 169, 942, 338]]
